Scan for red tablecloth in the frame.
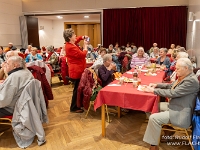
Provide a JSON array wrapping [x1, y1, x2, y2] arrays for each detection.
[[94, 69, 166, 113], [150, 58, 157, 63], [86, 62, 93, 68]]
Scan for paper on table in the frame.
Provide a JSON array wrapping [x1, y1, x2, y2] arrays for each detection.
[[137, 85, 147, 91], [107, 84, 121, 86]]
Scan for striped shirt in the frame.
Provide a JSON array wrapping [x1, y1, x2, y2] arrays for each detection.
[[130, 53, 149, 68]]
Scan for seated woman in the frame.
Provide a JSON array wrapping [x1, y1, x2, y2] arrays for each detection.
[[91, 48, 107, 71], [130, 47, 149, 68], [98, 54, 116, 87], [156, 48, 171, 69], [25, 47, 43, 63], [46, 45, 60, 71], [167, 43, 176, 54], [150, 47, 159, 58]]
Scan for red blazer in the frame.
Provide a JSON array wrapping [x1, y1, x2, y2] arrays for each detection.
[[65, 36, 87, 79]]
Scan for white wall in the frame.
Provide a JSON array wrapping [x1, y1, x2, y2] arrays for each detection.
[[22, 0, 188, 14], [0, 0, 22, 48], [187, 0, 200, 67], [38, 18, 53, 47], [52, 20, 65, 48]]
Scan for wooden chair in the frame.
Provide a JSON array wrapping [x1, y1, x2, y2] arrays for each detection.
[[85, 101, 110, 123], [0, 115, 12, 136], [160, 124, 194, 150]]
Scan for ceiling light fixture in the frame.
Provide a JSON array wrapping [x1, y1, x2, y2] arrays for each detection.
[[57, 16, 63, 19], [84, 15, 89, 18]]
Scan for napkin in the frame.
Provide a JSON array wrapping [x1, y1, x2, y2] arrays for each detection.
[[107, 84, 121, 86]]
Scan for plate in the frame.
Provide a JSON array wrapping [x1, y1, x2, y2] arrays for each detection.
[[126, 71, 133, 74], [141, 69, 148, 73], [124, 78, 134, 82], [144, 73, 157, 76]]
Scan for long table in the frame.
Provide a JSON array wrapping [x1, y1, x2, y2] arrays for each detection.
[[94, 69, 166, 137]]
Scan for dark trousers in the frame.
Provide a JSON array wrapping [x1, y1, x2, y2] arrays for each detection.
[[70, 79, 80, 111], [0, 108, 12, 118]]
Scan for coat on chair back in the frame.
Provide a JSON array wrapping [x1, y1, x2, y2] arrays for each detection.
[[11, 79, 48, 148]]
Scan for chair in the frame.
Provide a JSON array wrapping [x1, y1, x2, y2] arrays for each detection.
[[85, 100, 110, 123], [0, 115, 13, 136], [160, 124, 194, 150]]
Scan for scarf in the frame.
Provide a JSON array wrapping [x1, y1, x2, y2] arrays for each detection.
[[46, 52, 54, 61]]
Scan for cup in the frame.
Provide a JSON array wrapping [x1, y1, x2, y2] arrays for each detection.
[[119, 77, 124, 85], [137, 78, 141, 86], [133, 81, 138, 88]]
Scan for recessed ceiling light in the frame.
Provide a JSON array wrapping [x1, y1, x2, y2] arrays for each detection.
[[84, 15, 89, 18], [57, 16, 63, 19]]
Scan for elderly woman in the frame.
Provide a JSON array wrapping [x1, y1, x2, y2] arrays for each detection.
[[130, 47, 149, 68], [0, 46, 6, 67], [25, 45, 32, 54], [107, 44, 116, 53], [150, 47, 159, 58], [167, 44, 176, 54], [149, 43, 158, 54], [156, 48, 171, 68], [63, 28, 88, 113], [25, 47, 42, 63], [143, 58, 199, 150], [91, 48, 107, 70], [46, 45, 60, 71], [98, 54, 116, 87]]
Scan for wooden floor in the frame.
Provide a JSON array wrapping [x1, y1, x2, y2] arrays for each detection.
[[0, 77, 192, 150]]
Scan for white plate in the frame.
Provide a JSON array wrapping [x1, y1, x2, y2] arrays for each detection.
[[126, 71, 133, 74], [141, 69, 148, 73], [151, 73, 157, 76]]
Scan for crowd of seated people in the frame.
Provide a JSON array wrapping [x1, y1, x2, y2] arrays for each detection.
[[91, 43, 197, 81]]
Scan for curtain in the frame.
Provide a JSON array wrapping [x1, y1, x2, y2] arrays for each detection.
[[103, 6, 187, 51]]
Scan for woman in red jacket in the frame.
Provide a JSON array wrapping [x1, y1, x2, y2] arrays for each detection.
[[63, 28, 88, 113]]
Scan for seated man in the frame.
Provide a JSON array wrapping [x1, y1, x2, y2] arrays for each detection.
[[0, 56, 33, 117], [0, 51, 19, 80], [143, 58, 199, 150], [98, 54, 116, 87]]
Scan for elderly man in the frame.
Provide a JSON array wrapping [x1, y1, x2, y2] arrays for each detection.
[[98, 54, 116, 87], [170, 52, 188, 82], [143, 58, 199, 150], [0, 56, 33, 117], [0, 51, 19, 80]]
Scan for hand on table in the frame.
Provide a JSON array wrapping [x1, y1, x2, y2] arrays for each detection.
[[143, 86, 155, 93]]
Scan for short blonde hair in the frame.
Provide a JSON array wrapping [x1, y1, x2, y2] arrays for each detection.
[[31, 47, 38, 52]]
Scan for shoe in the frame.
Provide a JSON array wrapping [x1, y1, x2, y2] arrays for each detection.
[[70, 109, 84, 113], [149, 145, 159, 150]]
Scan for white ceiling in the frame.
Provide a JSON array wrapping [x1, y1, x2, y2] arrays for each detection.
[[34, 13, 100, 22]]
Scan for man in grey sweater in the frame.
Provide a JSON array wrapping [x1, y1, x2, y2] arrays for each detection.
[[143, 58, 199, 150], [0, 56, 33, 117]]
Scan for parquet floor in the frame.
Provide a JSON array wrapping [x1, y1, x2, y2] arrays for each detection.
[[0, 77, 192, 150]]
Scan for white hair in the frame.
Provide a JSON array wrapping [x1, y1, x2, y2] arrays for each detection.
[[177, 52, 188, 59], [137, 47, 144, 53], [8, 56, 26, 69], [103, 54, 112, 63], [177, 58, 193, 71], [6, 51, 19, 59]]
